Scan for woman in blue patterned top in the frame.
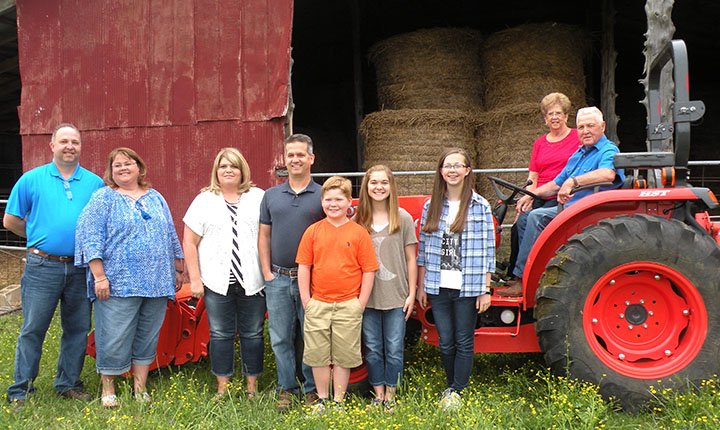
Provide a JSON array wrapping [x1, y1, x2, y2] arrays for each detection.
[[416, 148, 495, 412], [75, 147, 183, 408]]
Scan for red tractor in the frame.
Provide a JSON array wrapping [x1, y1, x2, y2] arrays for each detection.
[[414, 39, 720, 410], [88, 40, 720, 409]]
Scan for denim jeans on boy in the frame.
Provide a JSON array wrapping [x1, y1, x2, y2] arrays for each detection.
[[362, 307, 406, 388], [264, 273, 315, 393], [7, 253, 90, 401], [203, 282, 266, 377], [428, 288, 477, 392], [93, 296, 167, 374]]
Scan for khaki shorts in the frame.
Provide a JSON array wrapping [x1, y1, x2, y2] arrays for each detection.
[[303, 297, 363, 368]]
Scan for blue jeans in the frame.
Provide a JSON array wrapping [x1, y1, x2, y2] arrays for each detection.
[[264, 273, 315, 393], [7, 253, 90, 401], [428, 288, 477, 392], [507, 199, 557, 277], [362, 307, 406, 387], [513, 205, 558, 279], [94, 296, 167, 374], [203, 282, 266, 377]]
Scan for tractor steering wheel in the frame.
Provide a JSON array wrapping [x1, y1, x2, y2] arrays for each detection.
[[487, 176, 543, 226], [487, 176, 542, 204]]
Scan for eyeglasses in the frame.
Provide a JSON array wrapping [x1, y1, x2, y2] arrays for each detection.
[[62, 180, 73, 200], [442, 163, 468, 171], [545, 111, 565, 118], [135, 200, 152, 220], [112, 161, 137, 169]]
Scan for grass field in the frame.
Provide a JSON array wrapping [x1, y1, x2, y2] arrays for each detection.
[[1, 311, 719, 429]]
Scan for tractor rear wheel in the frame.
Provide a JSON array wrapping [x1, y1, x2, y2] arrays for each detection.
[[535, 215, 720, 412]]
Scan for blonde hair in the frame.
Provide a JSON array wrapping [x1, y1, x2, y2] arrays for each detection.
[[321, 176, 352, 199], [104, 147, 150, 189], [203, 147, 254, 194], [422, 148, 475, 234], [540, 92, 572, 116], [356, 165, 400, 234]]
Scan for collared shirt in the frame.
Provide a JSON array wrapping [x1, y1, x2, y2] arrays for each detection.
[[259, 180, 324, 268], [183, 188, 265, 296], [5, 162, 103, 256], [554, 134, 625, 205], [75, 187, 183, 300], [417, 192, 495, 298]]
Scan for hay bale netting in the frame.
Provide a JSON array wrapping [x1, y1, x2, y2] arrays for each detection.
[[368, 28, 484, 111], [474, 103, 549, 200], [481, 23, 590, 109], [360, 109, 478, 195]]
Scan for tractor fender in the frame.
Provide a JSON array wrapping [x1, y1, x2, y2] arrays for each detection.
[[521, 187, 708, 309]]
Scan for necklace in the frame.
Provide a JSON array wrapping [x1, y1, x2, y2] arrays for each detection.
[[223, 192, 241, 205]]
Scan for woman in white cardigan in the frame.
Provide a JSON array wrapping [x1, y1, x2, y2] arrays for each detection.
[[183, 147, 265, 399]]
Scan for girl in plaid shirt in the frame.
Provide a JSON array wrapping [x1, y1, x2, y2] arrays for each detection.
[[417, 148, 495, 411]]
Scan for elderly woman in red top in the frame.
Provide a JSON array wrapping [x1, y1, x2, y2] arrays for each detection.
[[498, 92, 580, 297]]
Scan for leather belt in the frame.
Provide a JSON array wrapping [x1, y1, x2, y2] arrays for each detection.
[[28, 247, 74, 263], [272, 264, 298, 278]]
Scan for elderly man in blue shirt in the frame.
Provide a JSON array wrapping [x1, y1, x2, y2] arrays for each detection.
[[4, 123, 104, 406], [498, 107, 625, 297]]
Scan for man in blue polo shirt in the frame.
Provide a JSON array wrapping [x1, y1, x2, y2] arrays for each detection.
[[498, 107, 624, 297], [258, 133, 324, 411], [4, 123, 104, 406]]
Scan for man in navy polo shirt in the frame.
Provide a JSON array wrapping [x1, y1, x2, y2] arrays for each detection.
[[4, 123, 104, 405], [258, 133, 324, 411], [498, 107, 625, 297]]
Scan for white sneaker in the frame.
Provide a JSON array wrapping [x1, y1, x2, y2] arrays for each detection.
[[439, 388, 461, 411], [310, 399, 327, 415]]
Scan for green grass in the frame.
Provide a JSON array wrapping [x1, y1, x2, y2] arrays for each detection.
[[1, 312, 720, 429]]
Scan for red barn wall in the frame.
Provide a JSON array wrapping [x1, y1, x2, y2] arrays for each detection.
[[16, 0, 293, 230]]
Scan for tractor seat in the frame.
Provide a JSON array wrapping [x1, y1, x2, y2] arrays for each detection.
[[613, 152, 675, 169], [614, 152, 674, 189]]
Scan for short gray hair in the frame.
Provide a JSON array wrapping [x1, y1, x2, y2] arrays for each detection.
[[576, 107, 604, 124]]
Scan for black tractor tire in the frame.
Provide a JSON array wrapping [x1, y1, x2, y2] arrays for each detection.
[[534, 214, 720, 412]]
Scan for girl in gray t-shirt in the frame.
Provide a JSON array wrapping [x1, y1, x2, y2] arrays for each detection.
[[354, 165, 418, 411]]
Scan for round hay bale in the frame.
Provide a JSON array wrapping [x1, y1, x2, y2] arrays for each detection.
[[360, 109, 479, 195], [474, 103, 548, 200], [369, 28, 484, 111], [0, 249, 24, 287], [481, 23, 590, 109]]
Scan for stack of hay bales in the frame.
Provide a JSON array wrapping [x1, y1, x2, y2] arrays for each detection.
[[362, 28, 483, 195], [476, 23, 589, 198]]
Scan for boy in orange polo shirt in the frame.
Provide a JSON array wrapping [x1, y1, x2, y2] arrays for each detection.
[[297, 176, 378, 410]]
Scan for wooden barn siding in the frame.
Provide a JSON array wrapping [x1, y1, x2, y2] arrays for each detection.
[[16, 0, 293, 227]]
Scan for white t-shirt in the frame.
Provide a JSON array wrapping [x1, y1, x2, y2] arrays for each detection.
[[440, 200, 462, 290], [372, 222, 389, 233], [183, 188, 265, 296]]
